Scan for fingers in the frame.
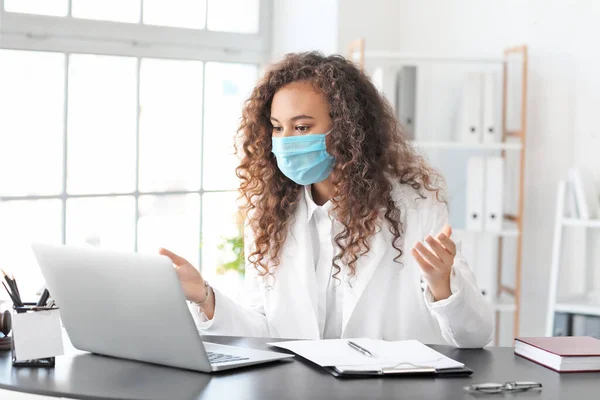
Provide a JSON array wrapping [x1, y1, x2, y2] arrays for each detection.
[[158, 248, 189, 267], [413, 242, 445, 270], [424, 235, 454, 265], [441, 224, 452, 238], [437, 231, 457, 256], [411, 248, 435, 274]]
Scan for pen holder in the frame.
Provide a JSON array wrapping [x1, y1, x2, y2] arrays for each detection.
[[11, 303, 63, 367]]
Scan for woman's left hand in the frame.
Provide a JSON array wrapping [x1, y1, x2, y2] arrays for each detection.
[[411, 224, 456, 301]]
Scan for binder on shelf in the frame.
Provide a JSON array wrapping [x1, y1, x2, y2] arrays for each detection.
[[485, 156, 504, 231], [482, 72, 501, 143], [459, 72, 482, 143], [372, 66, 395, 108], [572, 314, 600, 338], [395, 65, 417, 140], [466, 156, 485, 231]]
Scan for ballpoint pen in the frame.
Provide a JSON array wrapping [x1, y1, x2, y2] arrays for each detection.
[[347, 340, 373, 357]]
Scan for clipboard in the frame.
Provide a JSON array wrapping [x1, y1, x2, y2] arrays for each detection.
[[325, 365, 473, 378]]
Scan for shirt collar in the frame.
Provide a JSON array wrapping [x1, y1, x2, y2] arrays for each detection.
[[304, 185, 333, 222]]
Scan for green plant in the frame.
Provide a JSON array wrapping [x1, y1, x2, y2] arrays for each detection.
[[216, 232, 245, 276], [215, 209, 246, 277]]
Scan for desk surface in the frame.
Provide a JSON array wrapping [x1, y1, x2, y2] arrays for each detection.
[[0, 336, 598, 400]]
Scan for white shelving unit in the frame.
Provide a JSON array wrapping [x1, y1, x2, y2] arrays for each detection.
[[455, 223, 520, 238], [489, 295, 518, 312], [411, 140, 522, 151], [554, 296, 600, 317], [349, 39, 529, 345], [562, 218, 600, 228], [546, 180, 600, 336], [362, 51, 503, 65]]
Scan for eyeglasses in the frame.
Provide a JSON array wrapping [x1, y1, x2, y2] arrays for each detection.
[[464, 381, 542, 394]]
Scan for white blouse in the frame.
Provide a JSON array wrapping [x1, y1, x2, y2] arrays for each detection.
[[304, 185, 343, 339], [189, 181, 494, 348]]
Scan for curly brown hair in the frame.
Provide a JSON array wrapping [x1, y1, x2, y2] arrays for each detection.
[[236, 51, 443, 280]]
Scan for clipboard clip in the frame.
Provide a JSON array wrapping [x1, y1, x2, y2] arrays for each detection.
[[381, 362, 436, 375]]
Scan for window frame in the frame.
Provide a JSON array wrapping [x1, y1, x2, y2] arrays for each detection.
[[0, 0, 269, 273], [0, 0, 271, 64]]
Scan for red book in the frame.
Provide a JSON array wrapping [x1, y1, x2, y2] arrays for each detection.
[[515, 336, 600, 372]]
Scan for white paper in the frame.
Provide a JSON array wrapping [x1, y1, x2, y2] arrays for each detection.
[[0, 388, 72, 399], [12, 309, 64, 361], [268, 339, 463, 370]]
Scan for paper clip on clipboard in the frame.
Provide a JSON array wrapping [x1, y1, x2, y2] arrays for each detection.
[[330, 361, 472, 377]]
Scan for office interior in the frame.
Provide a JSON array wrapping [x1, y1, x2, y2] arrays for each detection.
[[0, 0, 599, 353]]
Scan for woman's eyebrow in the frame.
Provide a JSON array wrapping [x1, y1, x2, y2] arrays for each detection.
[[270, 115, 315, 123]]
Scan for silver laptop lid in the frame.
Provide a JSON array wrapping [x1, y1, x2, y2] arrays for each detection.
[[31, 243, 212, 372]]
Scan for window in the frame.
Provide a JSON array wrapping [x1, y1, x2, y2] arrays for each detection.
[[0, 0, 268, 300]]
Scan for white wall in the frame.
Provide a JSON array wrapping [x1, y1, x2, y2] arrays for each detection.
[[270, 0, 338, 61], [338, 0, 600, 339]]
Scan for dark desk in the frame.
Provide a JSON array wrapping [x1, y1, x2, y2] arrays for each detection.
[[0, 336, 598, 400]]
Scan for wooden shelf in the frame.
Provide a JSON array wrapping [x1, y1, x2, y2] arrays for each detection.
[[455, 227, 520, 238], [362, 51, 503, 65], [562, 218, 600, 228], [410, 140, 522, 151], [488, 296, 517, 313], [554, 296, 600, 317]]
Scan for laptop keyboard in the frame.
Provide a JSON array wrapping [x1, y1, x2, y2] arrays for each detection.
[[207, 351, 249, 364]]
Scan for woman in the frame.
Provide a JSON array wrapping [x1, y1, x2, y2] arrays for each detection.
[[160, 52, 493, 348]]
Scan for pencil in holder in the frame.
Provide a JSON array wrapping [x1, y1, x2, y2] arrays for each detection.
[[11, 303, 63, 367]]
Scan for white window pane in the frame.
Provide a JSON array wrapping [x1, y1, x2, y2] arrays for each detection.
[[203, 63, 257, 190], [137, 194, 200, 267], [0, 200, 62, 301], [207, 0, 259, 33], [139, 59, 203, 192], [4, 0, 68, 16], [66, 196, 135, 251], [201, 192, 243, 299], [67, 55, 137, 194], [0, 50, 65, 196], [72, 0, 140, 23], [143, 0, 206, 29]]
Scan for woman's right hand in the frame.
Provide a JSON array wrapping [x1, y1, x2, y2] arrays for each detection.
[[159, 248, 215, 318]]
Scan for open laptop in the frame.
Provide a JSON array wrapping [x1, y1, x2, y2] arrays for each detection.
[[31, 243, 293, 372]]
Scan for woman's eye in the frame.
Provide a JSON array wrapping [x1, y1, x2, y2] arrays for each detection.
[[296, 126, 309, 132], [272, 126, 283, 133]]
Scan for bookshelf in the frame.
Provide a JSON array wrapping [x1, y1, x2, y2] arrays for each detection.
[[348, 39, 529, 345]]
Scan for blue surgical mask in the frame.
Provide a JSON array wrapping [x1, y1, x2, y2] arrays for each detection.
[[271, 130, 335, 185]]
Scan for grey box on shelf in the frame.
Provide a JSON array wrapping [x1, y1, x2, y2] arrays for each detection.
[[553, 312, 572, 336], [572, 314, 600, 338]]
